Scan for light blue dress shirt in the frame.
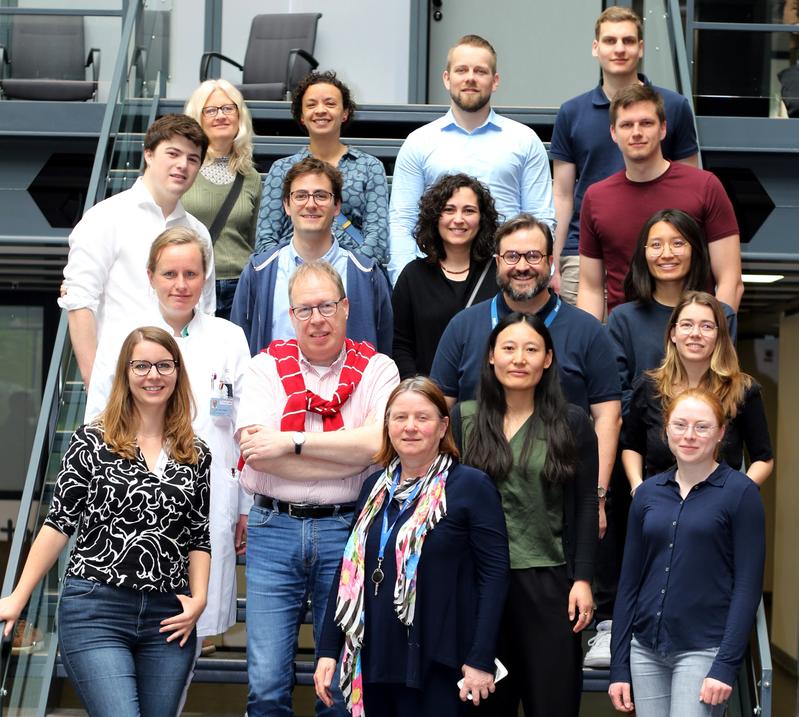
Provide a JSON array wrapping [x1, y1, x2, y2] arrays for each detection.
[[387, 108, 555, 283], [271, 237, 350, 341]]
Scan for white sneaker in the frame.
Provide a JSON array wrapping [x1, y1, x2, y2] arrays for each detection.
[[584, 619, 612, 668]]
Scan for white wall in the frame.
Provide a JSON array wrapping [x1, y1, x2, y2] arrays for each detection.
[[168, 0, 411, 105]]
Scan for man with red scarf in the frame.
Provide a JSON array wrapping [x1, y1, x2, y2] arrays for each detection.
[[236, 259, 399, 717]]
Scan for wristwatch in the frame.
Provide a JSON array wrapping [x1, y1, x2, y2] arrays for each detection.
[[597, 485, 608, 500], [292, 432, 305, 455]]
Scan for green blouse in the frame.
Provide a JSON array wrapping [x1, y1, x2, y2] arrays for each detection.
[[460, 401, 565, 570]]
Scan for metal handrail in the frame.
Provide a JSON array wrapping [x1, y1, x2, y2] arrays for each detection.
[[755, 598, 773, 717], [0, 0, 143, 700]]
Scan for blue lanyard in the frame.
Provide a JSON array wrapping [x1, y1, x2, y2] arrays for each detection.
[[377, 467, 423, 563], [490, 294, 562, 329]]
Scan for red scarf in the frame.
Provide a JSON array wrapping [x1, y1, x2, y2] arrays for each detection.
[[268, 338, 376, 432]]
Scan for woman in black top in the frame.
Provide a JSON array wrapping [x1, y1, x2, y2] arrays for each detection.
[[392, 173, 499, 378], [0, 326, 211, 716], [622, 291, 773, 492], [452, 312, 598, 717]]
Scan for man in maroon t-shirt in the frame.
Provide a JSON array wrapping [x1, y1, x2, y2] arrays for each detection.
[[576, 85, 743, 318]]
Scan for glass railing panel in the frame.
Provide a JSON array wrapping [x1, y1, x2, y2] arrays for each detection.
[[692, 29, 795, 117]]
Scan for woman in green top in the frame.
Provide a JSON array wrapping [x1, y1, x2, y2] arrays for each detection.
[[184, 79, 262, 320], [452, 312, 599, 717]]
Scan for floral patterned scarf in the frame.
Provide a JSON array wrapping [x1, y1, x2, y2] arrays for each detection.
[[334, 454, 451, 716]]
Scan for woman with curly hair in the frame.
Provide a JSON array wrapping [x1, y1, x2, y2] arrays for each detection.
[[254, 70, 389, 263], [622, 291, 773, 493], [183, 79, 262, 319], [392, 173, 499, 378]]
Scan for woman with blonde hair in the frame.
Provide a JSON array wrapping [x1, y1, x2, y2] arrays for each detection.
[[622, 291, 772, 492], [184, 78, 262, 318], [0, 326, 211, 716]]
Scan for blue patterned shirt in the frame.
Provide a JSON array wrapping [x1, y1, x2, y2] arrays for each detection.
[[387, 108, 555, 283], [255, 146, 389, 264]]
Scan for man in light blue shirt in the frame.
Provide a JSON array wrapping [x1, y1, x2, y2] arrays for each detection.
[[387, 34, 554, 283]]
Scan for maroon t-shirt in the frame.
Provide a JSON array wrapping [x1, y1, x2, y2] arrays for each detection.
[[579, 162, 739, 312]]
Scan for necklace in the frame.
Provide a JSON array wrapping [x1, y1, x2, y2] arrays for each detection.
[[439, 261, 469, 275]]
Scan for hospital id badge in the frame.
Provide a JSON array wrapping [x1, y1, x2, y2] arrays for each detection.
[[210, 396, 233, 417]]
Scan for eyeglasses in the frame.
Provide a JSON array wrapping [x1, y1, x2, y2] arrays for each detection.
[[289, 190, 334, 206], [291, 299, 344, 321], [667, 421, 717, 437], [129, 359, 179, 376], [645, 238, 688, 255], [495, 250, 547, 266], [674, 320, 718, 335], [201, 104, 238, 118]]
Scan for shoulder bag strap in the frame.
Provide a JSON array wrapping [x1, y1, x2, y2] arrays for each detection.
[[209, 172, 245, 244]]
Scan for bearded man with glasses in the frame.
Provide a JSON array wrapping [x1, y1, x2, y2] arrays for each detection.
[[432, 212, 621, 540], [231, 157, 393, 356], [236, 259, 399, 716]]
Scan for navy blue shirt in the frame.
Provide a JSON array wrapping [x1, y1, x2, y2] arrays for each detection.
[[607, 299, 737, 414], [610, 463, 764, 686], [430, 291, 621, 411], [550, 75, 698, 257]]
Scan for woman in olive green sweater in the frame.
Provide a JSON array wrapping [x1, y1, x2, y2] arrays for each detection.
[[184, 79, 262, 319]]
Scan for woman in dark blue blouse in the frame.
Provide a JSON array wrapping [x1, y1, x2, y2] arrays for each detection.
[[609, 388, 764, 716], [0, 326, 211, 717]]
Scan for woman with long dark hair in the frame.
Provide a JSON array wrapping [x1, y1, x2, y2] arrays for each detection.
[[0, 327, 210, 716], [622, 291, 772, 493], [392, 173, 499, 378], [608, 209, 736, 411], [451, 312, 598, 717]]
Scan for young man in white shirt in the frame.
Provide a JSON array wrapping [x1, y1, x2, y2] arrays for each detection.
[[59, 114, 215, 399]]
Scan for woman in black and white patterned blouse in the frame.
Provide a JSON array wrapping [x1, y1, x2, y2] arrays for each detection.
[[0, 326, 211, 716]]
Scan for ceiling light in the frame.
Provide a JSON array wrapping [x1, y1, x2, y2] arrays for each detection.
[[741, 274, 784, 284]]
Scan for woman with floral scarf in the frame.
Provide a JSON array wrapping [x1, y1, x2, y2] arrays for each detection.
[[314, 377, 509, 716]]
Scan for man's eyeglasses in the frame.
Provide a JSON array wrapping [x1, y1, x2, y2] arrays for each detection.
[[674, 320, 718, 335], [495, 250, 547, 266], [201, 104, 238, 118], [289, 190, 335, 206], [291, 299, 344, 321], [129, 359, 179, 376], [667, 421, 717, 437], [645, 238, 688, 255]]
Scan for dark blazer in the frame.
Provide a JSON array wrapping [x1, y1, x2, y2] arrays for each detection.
[[317, 462, 510, 687]]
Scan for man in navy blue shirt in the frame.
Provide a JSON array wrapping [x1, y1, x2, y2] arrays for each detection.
[[431, 213, 621, 538], [550, 6, 698, 305]]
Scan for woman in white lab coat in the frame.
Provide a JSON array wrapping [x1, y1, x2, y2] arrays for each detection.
[[85, 225, 251, 657]]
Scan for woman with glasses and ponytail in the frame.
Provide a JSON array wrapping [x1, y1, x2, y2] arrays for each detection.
[[621, 291, 772, 495], [609, 387, 765, 717], [0, 326, 211, 716]]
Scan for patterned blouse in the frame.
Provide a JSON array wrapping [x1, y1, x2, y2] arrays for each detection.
[[44, 425, 211, 593], [255, 146, 389, 263]]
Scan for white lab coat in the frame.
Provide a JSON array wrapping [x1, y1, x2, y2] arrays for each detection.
[[85, 310, 252, 637]]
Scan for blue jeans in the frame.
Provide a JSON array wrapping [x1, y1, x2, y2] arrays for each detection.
[[630, 636, 725, 717], [245, 503, 351, 717], [215, 278, 239, 321], [57, 577, 196, 717]]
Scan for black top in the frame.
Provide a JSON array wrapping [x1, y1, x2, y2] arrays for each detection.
[[317, 463, 510, 686], [44, 425, 212, 593], [622, 375, 773, 478], [391, 257, 497, 379], [451, 403, 599, 582], [610, 463, 764, 686]]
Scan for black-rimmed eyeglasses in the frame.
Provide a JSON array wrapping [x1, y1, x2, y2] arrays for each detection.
[[201, 104, 238, 118], [495, 250, 546, 266], [290, 299, 344, 321], [129, 359, 179, 376]]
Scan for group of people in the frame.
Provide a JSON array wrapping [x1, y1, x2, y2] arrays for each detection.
[[0, 6, 771, 717]]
